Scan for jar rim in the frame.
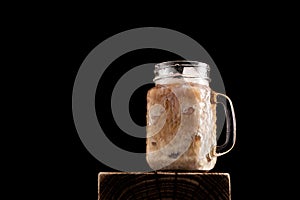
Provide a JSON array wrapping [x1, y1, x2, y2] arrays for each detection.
[[153, 60, 211, 84], [155, 60, 210, 70]]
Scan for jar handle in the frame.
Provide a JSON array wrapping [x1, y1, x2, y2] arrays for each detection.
[[211, 92, 236, 157]]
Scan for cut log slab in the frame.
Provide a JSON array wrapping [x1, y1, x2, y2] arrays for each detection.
[[98, 171, 231, 200]]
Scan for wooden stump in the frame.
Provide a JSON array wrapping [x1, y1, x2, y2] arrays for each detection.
[[98, 171, 231, 200]]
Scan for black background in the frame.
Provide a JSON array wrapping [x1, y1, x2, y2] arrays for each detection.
[[13, 12, 296, 199]]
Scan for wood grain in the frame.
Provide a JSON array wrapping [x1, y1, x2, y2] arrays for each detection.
[[98, 171, 230, 200]]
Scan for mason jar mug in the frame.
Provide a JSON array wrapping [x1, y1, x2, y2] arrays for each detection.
[[146, 60, 236, 171]]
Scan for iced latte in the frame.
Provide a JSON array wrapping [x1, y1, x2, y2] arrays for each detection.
[[146, 60, 236, 171], [146, 81, 217, 170]]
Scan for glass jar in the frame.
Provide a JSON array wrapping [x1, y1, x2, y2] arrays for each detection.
[[146, 60, 236, 171]]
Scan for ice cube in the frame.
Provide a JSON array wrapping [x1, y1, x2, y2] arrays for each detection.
[[149, 104, 165, 125]]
